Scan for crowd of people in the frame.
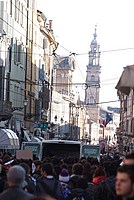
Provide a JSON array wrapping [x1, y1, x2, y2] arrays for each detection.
[[0, 151, 133, 200]]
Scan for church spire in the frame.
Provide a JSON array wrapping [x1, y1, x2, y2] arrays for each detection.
[[91, 25, 97, 45]]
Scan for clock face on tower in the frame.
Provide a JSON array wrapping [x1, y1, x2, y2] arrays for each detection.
[[82, 83, 88, 90], [93, 47, 96, 51]]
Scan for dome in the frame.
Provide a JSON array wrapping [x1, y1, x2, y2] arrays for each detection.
[[91, 38, 97, 45], [91, 26, 97, 45]]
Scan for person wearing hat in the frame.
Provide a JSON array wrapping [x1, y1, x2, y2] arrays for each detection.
[[0, 165, 35, 200], [59, 168, 71, 200]]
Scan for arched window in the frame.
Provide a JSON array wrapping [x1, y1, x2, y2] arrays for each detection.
[[91, 75, 95, 82], [93, 58, 96, 65]]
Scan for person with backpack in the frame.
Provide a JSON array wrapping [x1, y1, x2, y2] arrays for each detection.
[[82, 161, 96, 200], [59, 168, 71, 200], [68, 163, 84, 189], [36, 162, 62, 199], [94, 161, 120, 200], [92, 166, 107, 186], [66, 177, 92, 200]]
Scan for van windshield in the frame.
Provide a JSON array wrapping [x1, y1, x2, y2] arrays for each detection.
[[42, 143, 80, 158], [22, 143, 41, 158]]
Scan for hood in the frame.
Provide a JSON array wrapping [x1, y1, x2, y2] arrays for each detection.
[[92, 175, 107, 185], [71, 188, 85, 196]]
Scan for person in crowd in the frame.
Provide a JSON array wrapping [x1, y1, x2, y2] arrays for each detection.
[[82, 161, 92, 182], [92, 166, 107, 186], [82, 161, 96, 200], [68, 162, 84, 189], [32, 160, 42, 182], [122, 153, 134, 165], [116, 164, 134, 200], [36, 162, 62, 199], [94, 160, 120, 200], [0, 161, 7, 193], [66, 177, 92, 200], [59, 168, 71, 199], [0, 165, 34, 200], [20, 162, 36, 194]]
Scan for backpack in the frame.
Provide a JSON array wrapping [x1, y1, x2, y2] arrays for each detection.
[[61, 182, 71, 200], [63, 187, 71, 199], [95, 177, 119, 200], [36, 179, 59, 199], [66, 188, 91, 200]]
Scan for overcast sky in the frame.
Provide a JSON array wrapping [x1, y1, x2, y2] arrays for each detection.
[[38, 0, 134, 109]]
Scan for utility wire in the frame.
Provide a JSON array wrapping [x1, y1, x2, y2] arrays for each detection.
[[59, 43, 134, 56], [0, 75, 118, 86]]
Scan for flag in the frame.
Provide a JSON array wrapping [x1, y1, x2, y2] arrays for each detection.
[[105, 112, 112, 126], [99, 118, 106, 127]]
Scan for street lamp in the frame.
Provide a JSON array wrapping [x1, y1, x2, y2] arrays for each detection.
[[24, 99, 28, 123], [23, 99, 28, 106]]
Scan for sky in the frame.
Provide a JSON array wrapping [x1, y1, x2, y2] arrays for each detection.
[[38, 0, 134, 109]]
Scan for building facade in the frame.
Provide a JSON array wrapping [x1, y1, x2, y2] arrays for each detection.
[[116, 65, 134, 153], [0, 0, 58, 135]]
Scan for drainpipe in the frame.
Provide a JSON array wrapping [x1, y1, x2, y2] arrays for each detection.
[[24, 0, 29, 126]]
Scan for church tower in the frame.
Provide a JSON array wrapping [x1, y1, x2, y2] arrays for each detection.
[[85, 26, 101, 123]]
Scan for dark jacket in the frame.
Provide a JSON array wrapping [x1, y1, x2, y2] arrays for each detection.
[[33, 171, 41, 182], [0, 186, 34, 200], [95, 177, 121, 200], [36, 176, 62, 199], [87, 182, 97, 200], [68, 175, 82, 189], [25, 174, 36, 195], [66, 187, 92, 200], [0, 175, 6, 193]]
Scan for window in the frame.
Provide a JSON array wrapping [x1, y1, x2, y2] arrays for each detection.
[[93, 58, 96, 65], [20, 3, 23, 26], [14, 39, 17, 63], [18, 1, 20, 23], [15, 0, 17, 20], [91, 75, 95, 82], [10, 0, 12, 16]]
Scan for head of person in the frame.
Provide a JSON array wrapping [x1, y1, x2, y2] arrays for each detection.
[[72, 163, 84, 176], [41, 162, 54, 177], [104, 160, 119, 177], [93, 166, 106, 178], [59, 168, 70, 183], [20, 162, 30, 175], [116, 165, 134, 199], [7, 165, 26, 187], [83, 161, 91, 174], [34, 160, 42, 172], [123, 153, 134, 165]]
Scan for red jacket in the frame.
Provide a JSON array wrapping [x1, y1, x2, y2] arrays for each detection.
[[92, 175, 107, 186]]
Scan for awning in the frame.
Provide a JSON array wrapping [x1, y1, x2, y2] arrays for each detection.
[[0, 129, 20, 149], [115, 65, 134, 95]]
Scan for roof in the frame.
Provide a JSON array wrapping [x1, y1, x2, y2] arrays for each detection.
[[115, 65, 134, 95], [0, 129, 20, 149]]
